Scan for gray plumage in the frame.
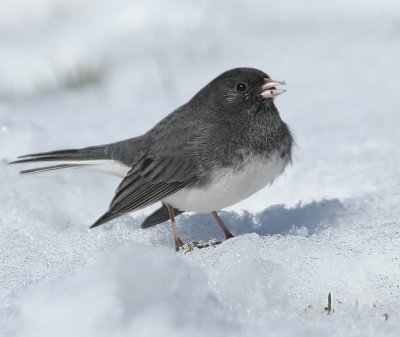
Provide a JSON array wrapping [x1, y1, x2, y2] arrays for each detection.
[[10, 67, 293, 230]]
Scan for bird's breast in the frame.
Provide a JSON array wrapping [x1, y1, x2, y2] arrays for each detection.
[[164, 152, 289, 212]]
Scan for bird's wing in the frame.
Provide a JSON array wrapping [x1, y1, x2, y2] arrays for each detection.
[[90, 153, 198, 227], [91, 104, 213, 228]]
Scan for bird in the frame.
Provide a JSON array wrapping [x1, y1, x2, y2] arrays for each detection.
[[10, 67, 293, 251]]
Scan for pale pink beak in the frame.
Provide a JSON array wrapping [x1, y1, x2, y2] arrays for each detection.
[[261, 78, 286, 99]]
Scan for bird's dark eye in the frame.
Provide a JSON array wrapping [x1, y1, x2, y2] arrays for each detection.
[[236, 82, 247, 92]]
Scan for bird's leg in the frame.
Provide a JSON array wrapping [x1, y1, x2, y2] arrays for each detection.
[[166, 203, 184, 251], [211, 211, 234, 240]]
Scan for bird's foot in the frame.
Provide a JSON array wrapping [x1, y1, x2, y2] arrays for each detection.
[[180, 239, 222, 254]]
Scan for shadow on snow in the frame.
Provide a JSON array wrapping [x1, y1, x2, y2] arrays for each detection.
[[171, 199, 346, 242]]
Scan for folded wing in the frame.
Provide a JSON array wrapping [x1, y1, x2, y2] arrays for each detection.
[[90, 154, 198, 227]]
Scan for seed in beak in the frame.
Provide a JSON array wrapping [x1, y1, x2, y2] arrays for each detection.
[[261, 79, 286, 99]]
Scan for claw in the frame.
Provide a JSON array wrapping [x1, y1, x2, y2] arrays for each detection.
[[179, 240, 222, 253]]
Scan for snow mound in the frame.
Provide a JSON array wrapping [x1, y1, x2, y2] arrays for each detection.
[[15, 246, 228, 337]]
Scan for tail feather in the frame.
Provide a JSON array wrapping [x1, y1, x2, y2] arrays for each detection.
[[90, 204, 185, 229], [141, 204, 184, 228], [19, 163, 90, 175], [9, 145, 109, 165], [8, 144, 132, 177]]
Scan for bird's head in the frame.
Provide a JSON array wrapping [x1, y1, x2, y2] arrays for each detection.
[[194, 67, 286, 116]]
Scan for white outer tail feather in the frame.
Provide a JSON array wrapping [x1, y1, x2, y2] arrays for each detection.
[[20, 160, 130, 178]]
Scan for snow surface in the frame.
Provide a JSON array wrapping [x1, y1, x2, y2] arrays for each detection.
[[1, 0, 400, 336]]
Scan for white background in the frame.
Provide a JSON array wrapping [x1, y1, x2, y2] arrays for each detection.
[[1, 0, 400, 336]]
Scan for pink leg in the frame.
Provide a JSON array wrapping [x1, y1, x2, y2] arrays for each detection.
[[166, 203, 184, 251], [211, 211, 234, 240]]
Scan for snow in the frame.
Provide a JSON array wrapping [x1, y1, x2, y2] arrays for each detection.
[[1, 0, 400, 336]]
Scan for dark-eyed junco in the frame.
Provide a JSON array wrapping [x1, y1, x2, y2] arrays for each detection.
[[10, 68, 293, 250]]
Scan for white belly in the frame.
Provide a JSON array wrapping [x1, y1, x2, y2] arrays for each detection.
[[164, 153, 289, 212]]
